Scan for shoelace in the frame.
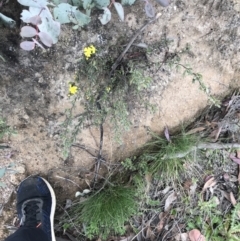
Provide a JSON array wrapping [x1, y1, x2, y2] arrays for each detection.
[[22, 200, 42, 228]]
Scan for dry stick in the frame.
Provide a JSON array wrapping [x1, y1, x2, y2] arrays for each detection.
[[130, 213, 158, 241], [161, 219, 181, 241], [71, 143, 97, 157], [52, 166, 112, 184], [110, 14, 160, 76], [162, 143, 240, 160], [55, 175, 82, 189], [92, 93, 105, 188], [57, 204, 84, 236]]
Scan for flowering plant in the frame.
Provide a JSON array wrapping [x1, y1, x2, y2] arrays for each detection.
[[84, 45, 96, 60]]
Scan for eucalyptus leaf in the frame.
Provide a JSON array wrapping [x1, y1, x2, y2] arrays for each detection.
[[113, 2, 124, 21], [20, 41, 35, 51], [83, 0, 92, 9], [35, 6, 60, 44], [21, 6, 60, 44], [0, 168, 6, 178], [72, 24, 79, 30], [52, 0, 68, 5], [20, 26, 38, 37], [69, 10, 91, 26], [53, 3, 77, 24], [94, 0, 109, 9], [8, 163, 15, 168], [20, 9, 36, 23], [0, 182, 7, 188], [72, 0, 82, 6], [28, 15, 42, 25], [17, 0, 48, 8], [144, 1, 155, 18], [121, 0, 136, 6], [0, 13, 16, 28], [38, 32, 53, 47], [98, 7, 111, 25]]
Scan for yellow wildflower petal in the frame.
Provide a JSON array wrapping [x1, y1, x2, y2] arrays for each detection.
[[83, 45, 96, 59], [69, 84, 78, 95], [106, 86, 111, 93], [90, 45, 96, 54]]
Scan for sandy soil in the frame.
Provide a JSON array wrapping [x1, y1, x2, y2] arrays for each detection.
[[0, 0, 240, 239]]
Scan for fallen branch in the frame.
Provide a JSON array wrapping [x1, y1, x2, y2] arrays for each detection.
[[162, 143, 240, 160]]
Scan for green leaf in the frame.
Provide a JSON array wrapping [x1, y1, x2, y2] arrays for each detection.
[[121, 0, 136, 6], [0, 13, 16, 28], [83, 0, 92, 9], [54, 3, 77, 24], [99, 7, 111, 25], [72, 24, 79, 30], [0, 182, 7, 188], [70, 10, 91, 26], [72, 0, 82, 6], [52, 0, 66, 4], [93, 0, 109, 9], [17, 0, 48, 8], [0, 168, 6, 178], [113, 2, 124, 21]]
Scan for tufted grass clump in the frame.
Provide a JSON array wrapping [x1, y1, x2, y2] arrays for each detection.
[[140, 132, 198, 180], [68, 185, 137, 240]]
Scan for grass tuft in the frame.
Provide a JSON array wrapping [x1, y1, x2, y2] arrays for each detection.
[[140, 132, 198, 179], [68, 185, 137, 240]]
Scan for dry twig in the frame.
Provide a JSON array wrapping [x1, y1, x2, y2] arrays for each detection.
[[163, 143, 240, 160]]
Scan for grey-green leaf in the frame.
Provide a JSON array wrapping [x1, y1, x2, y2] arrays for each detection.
[[0, 168, 6, 178], [52, 0, 66, 5], [121, 0, 136, 6], [83, 0, 92, 9], [72, 0, 82, 6], [94, 0, 109, 9], [72, 24, 79, 30], [71, 10, 91, 26], [54, 3, 77, 24], [0, 182, 7, 188], [113, 2, 124, 21], [0, 13, 16, 28], [99, 7, 111, 25]]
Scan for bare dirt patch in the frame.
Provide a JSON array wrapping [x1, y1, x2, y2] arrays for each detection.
[[0, 0, 240, 239]]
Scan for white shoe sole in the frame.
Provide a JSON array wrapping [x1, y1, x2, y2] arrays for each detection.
[[40, 177, 56, 241]]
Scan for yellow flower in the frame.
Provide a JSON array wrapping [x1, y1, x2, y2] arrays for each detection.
[[89, 45, 96, 54], [106, 86, 111, 93], [69, 83, 78, 95], [83, 45, 96, 60]]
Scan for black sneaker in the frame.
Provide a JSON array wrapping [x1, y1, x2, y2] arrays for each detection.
[[17, 176, 56, 241]]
